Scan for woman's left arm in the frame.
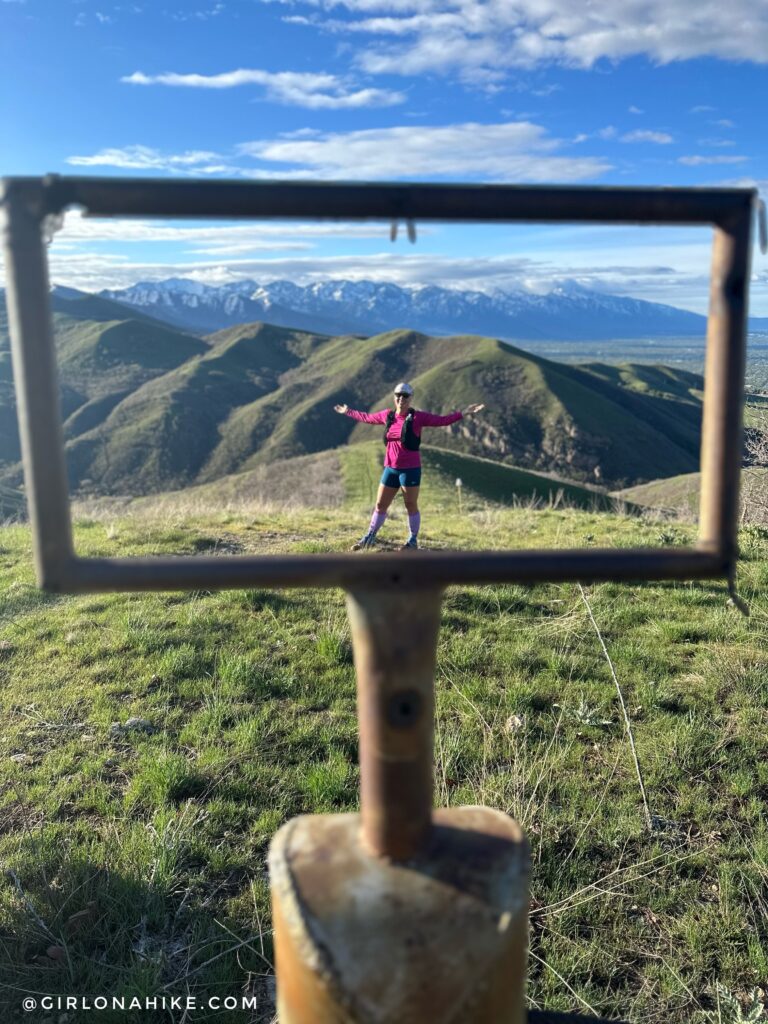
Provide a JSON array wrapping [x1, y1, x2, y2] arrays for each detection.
[[416, 405, 485, 427]]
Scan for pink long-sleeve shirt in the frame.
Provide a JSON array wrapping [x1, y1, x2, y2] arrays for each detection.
[[345, 407, 463, 469]]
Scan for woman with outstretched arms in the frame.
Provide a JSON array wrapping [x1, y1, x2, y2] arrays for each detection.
[[334, 382, 485, 550]]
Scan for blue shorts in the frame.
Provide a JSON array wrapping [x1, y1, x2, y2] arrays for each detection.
[[381, 466, 422, 489]]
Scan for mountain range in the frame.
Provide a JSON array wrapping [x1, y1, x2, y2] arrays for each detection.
[[95, 277, 768, 342], [0, 285, 707, 500]]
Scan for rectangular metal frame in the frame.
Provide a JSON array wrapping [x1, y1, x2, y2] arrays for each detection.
[[0, 174, 756, 592]]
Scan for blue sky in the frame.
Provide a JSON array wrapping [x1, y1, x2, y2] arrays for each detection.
[[2, 0, 767, 313]]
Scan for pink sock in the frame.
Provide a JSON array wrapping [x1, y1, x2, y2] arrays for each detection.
[[369, 510, 387, 535], [408, 512, 421, 538]]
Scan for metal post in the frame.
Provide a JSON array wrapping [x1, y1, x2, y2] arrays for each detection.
[[269, 587, 529, 1023], [699, 215, 753, 563], [1, 180, 74, 588], [346, 587, 442, 860]]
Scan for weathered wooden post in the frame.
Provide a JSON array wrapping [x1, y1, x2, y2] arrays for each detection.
[[1, 174, 755, 1024]]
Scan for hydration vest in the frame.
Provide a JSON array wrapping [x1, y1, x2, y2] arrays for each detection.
[[383, 409, 421, 451]]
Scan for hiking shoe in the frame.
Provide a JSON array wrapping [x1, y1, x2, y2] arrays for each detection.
[[400, 536, 418, 550], [352, 532, 377, 551]]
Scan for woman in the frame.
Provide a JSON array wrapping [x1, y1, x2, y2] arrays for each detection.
[[334, 382, 485, 550]]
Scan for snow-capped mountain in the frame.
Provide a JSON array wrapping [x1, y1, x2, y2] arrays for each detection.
[[98, 279, 358, 336], [99, 277, 713, 340]]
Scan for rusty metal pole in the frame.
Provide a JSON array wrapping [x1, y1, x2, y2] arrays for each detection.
[[699, 215, 753, 564], [347, 585, 442, 861], [1, 179, 75, 589], [269, 586, 529, 1023]]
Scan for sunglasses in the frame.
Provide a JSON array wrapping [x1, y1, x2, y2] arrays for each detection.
[[394, 393, 410, 398]]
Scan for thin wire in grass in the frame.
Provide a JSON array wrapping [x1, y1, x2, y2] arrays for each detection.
[[159, 928, 272, 993], [528, 948, 600, 1018], [536, 847, 699, 920], [577, 583, 654, 833], [4, 869, 57, 942]]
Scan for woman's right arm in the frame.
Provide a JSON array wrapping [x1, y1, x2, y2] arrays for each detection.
[[334, 406, 388, 424]]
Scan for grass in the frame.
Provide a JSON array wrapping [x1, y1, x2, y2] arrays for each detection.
[[72, 441, 633, 536], [0, 499, 767, 1022]]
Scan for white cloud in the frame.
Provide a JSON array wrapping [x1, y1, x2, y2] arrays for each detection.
[[171, 4, 225, 20], [628, 105, 643, 114], [52, 209, 403, 247], [238, 121, 612, 181], [722, 176, 768, 192], [572, 125, 615, 144], [691, 105, 716, 113], [66, 122, 611, 183], [677, 154, 748, 165], [621, 130, 674, 144], [121, 68, 405, 108], [714, 118, 735, 128], [530, 83, 561, 97], [280, 1, 768, 80], [67, 123, 610, 184], [66, 146, 224, 171]]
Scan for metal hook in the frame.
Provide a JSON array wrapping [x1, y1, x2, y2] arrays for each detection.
[[389, 220, 418, 244]]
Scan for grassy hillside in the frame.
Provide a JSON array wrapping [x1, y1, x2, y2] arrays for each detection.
[[0, 505, 766, 1022], [0, 310, 705, 499], [617, 471, 702, 516], [72, 444, 624, 528], [65, 323, 332, 495], [618, 467, 768, 524], [0, 310, 208, 473], [82, 326, 704, 495]]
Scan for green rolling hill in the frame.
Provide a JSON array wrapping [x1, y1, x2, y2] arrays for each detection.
[[614, 472, 703, 515], [0, 307, 208, 475], [616, 467, 768, 519], [0, 306, 705, 500]]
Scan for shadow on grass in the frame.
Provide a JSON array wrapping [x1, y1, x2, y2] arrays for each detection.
[[237, 590, 298, 614], [0, 817, 275, 1024]]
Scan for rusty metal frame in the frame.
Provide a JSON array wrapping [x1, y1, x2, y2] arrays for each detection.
[[1, 174, 756, 594]]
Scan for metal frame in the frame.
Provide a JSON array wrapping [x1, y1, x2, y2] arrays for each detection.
[[1, 174, 756, 593]]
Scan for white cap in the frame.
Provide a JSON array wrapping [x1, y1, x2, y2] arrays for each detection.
[[393, 382, 414, 396]]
